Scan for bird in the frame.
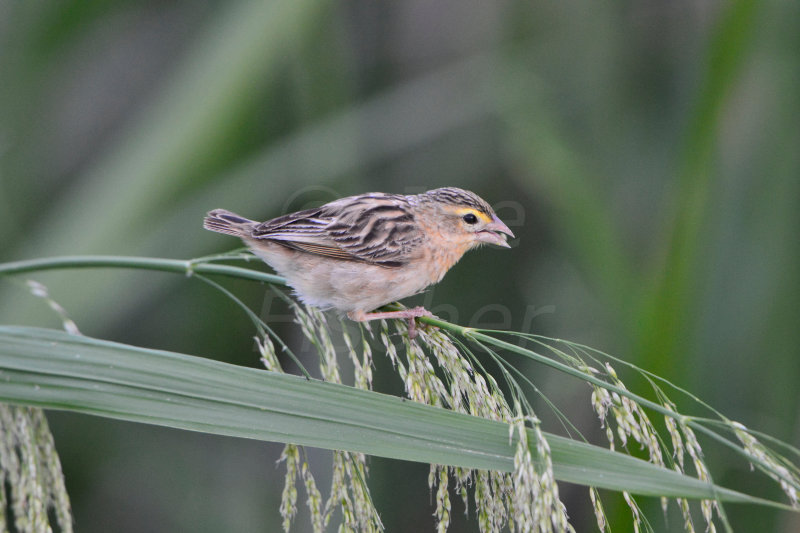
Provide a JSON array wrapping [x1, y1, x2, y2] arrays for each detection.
[[203, 187, 514, 336]]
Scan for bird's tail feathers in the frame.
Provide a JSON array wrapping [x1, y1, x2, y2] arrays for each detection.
[[203, 209, 255, 237]]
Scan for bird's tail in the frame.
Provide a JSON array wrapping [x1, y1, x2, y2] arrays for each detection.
[[203, 209, 256, 237]]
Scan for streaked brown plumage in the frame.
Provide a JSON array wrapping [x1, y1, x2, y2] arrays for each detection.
[[203, 187, 513, 334]]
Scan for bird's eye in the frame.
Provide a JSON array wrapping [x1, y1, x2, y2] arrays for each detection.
[[462, 213, 478, 224]]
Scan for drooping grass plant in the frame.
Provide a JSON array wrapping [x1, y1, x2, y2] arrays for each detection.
[[0, 254, 798, 532]]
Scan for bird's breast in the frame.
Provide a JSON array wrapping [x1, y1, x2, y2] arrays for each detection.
[[418, 237, 472, 284]]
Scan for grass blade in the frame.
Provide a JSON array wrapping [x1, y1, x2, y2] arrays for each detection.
[[0, 326, 779, 508]]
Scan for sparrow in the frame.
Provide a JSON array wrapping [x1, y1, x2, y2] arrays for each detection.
[[204, 187, 514, 336]]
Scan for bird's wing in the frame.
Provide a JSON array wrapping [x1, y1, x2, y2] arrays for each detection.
[[251, 194, 425, 267]]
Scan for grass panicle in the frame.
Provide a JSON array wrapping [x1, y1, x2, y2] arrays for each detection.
[[0, 405, 73, 533]]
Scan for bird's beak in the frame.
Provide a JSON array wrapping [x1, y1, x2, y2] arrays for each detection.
[[476, 214, 515, 248]]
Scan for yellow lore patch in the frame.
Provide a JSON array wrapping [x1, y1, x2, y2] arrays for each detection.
[[453, 207, 492, 224]]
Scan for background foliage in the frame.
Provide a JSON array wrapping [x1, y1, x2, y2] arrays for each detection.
[[1, 1, 798, 531]]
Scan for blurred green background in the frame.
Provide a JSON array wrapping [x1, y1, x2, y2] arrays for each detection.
[[1, 0, 799, 531]]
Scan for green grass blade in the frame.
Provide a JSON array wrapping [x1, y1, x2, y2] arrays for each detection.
[[637, 0, 760, 379], [0, 326, 781, 509]]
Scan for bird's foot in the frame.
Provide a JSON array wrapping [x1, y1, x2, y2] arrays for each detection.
[[348, 306, 434, 340]]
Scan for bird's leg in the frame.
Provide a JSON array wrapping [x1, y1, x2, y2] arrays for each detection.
[[348, 307, 433, 339]]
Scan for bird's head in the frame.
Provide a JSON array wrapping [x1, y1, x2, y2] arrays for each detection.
[[420, 187, 515, 249]]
